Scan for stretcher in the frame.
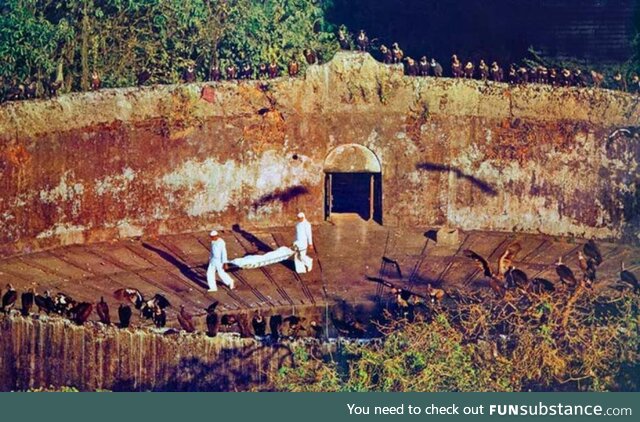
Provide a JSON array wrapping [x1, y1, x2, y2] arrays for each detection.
[[228, 243, 313, 273], [229, 246, 295, 269]]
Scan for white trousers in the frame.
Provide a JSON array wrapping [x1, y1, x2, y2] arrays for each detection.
[[294, 248, 313, 273], [207, 261, 234, 290]]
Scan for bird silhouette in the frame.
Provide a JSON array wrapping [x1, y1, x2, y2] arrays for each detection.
[[113, 288, 144, 309], [177, 305, 196, 333], [71, 302, 93, 325], [206, 302, 219, 338], [2, 284, 17, 313], [35, 290, 55, 314], [555, 257, 577, 287], [118, 304, 132, 328], [96, 296, 110, 325], [252, 313, 267, 337], [21, 287, 35, 316], [620, 263, 639, 293]]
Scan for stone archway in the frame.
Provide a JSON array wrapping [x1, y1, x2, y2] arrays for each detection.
[[323, 144, 382, 223]]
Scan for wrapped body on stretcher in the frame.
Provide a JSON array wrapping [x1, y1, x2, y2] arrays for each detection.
[[228, 242, 312, 273]]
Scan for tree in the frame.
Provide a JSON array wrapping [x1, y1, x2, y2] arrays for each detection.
[[218, 0, 336, 71], [1, 0, 338, 91], [0, 0, 73, 80]]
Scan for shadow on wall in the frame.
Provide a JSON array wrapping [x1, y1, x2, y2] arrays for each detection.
[[416, 162, 498, 196], [110, 342, 296, 392], [251, 185, 310, 210]]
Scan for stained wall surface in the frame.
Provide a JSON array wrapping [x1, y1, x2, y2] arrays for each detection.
[[0, 316, 327, 391], [1, 52, 639, 256]]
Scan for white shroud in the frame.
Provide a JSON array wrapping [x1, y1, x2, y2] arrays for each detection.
[[229, 246, 295, 269]]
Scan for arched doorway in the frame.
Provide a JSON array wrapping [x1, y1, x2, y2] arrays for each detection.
[[324, 144, 382, 223]]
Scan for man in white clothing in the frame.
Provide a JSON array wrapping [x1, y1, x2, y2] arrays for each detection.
[[207, 230, 235, 292], [293, 212, 314, 273]]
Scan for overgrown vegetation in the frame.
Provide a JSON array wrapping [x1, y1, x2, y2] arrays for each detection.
[[0, 0, 337, 90], [272, 287, 640, 392]]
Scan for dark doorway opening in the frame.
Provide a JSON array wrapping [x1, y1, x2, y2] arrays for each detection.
[[325, 172, 382, 223]]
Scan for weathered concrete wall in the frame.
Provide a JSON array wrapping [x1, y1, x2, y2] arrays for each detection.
[[1, 52, 639, 256], [0, 315, 328, 391]]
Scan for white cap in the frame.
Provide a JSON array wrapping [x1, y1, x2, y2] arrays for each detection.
[[209, 230, 218, 237], [297, 212, 305, 219]]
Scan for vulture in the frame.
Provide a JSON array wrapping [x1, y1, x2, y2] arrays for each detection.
[[531, 278, 555, 294], [283, 315, 306, 337], [251, 313, 267, 337], [555, 258, 578, 287], [356, 29, 369, 52], [147, 293, 171, 310], [505, 267, 529, 289], [96, 296, 110, 325], [269, 314, 283, 340], [498, 243, 522, 276], [451, 54, 463, 78], [463, 249, 505, 297], [118, 304, 132, 328], [577, 251, 597, 286], [583, 239, 603, 266], [309, 320, 323, 338], [391, 287, 412, 309], [54, 292, 76, 316], [153, 308, 166, 328], [206, 303, 219, 338], [463, 61, 474, 79], [35, 291, 55, 314], [463, 242, 521, 297], [237, 314, 252, 338], [141, 293, 171, 320], [71, 302, 93, 325], [21, 287, 35, 316], [288, 60, 299, 77], [426, 283, 445, 303], [380, 45, 393, 64], [221, 314, 236, 327], [177, 305, 196, 333], [391, 43, 403, 64], [620, 263, 639, 293], [418, 56, 430, 77], [337, 30, 350, 50], [206, 301, 219, 314], [430, 58, 443, 77], [113, 288, 144, 309], [2, 284, 17, 313], [206, 312, 219, 337], [303, 49, 317, 65]]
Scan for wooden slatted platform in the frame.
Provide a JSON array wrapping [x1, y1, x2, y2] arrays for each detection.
[[1, 216, 638, 328]]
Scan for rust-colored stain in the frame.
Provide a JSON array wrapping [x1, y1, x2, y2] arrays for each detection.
[[0, 52, 638, 256], [243, 109, 286, 146], [1, 144, 31, 168]]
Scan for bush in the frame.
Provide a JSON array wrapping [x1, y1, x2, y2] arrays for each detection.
[[272, 287, 640, 392]]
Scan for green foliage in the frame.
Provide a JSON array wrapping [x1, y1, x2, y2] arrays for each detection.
[[272, 290, 640, 392], [217, 0, 336, 71], [0, 0, 73, 79], [1, 0, 337, 90]]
